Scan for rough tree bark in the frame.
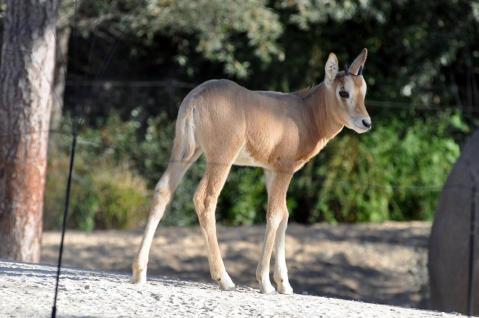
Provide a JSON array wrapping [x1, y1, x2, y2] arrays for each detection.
[[0, 0, 59, 262]]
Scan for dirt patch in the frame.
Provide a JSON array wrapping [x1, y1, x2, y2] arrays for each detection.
[[41, 221, 431, 309], [1, 261, 457, 318]]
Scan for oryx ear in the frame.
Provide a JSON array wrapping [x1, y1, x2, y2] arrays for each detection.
[[348, 48, 368, 75], [325, 53, 338, 87]]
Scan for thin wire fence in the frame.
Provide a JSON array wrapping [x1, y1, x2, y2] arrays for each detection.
[[70, 131, 467, 193], [0, 118, 474, 193], [64, 78, 479, 114]]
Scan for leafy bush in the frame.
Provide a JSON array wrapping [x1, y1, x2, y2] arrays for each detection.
[[44, 128, 150, 231], [219, 167, 267, 225], [294, 111, 466, 223]]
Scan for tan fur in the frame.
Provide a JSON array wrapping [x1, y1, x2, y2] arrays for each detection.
[[132, 49, 371, 294]]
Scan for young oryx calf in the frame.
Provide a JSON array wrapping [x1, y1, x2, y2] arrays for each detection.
[[132, 49, 372, 294]]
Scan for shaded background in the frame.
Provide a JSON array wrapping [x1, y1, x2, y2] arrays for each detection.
[[42, 222, 431, 308], [0, 1, 475, 230]]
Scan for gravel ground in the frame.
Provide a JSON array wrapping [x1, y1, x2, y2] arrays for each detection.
[[40, 222, 431, 308], [0, 260, 463, 318]]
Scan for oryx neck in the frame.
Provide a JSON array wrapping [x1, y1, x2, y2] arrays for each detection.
[[305, 83, 344, 142]]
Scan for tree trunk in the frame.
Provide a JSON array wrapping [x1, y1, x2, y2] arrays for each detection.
[[50, 0, 74, 128], [0, 0, 59, 262], [49, 24, 70, 128]]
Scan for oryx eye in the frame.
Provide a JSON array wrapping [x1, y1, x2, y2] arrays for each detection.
[[339, 90, 349, 98]]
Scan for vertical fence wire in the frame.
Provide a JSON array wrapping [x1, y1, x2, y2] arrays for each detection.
[[51, 128, 77, 318]]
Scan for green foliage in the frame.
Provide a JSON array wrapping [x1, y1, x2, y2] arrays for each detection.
[[90, 164, 150, 229], [43, 0, 479, 228], [45, 111, 466, 230], [220, 167, 267, 226], [126, 0, 283, 78], [299, 112, 465, 223], [84, 111, 203, 226], [64, 0, 479, 123], [68, 0, 283, 78], [44, 125, 150, 231]]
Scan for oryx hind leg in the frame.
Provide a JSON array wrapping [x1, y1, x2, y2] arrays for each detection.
[[132, 150, 200, 284], [132, 108, 200, 284], [194, 162, 235, 290]]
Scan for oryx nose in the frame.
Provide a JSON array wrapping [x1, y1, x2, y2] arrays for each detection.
[[362, 118, 372, 129]]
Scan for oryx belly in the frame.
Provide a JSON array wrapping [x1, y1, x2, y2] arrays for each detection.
[[233, 145, 266, 168]]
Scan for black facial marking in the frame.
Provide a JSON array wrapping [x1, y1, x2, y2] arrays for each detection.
[[339, 90, 349, 98]]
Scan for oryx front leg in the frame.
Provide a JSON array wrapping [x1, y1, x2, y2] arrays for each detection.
[[257, 172, 292, 294], [273, 213, 293, 294], [194, 164, 235, 290]]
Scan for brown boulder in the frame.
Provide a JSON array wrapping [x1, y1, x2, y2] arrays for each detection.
[[429, 129, 479, 314]]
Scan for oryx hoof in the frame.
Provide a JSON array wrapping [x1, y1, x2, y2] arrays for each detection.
[[217, 273, 236, 291]]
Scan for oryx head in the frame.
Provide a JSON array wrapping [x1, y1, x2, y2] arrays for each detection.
[[324, 48, 371, 133]]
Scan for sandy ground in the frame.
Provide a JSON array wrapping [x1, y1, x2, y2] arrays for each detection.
[[0, 261, 464, 318], [40, 222, 431, 309]]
